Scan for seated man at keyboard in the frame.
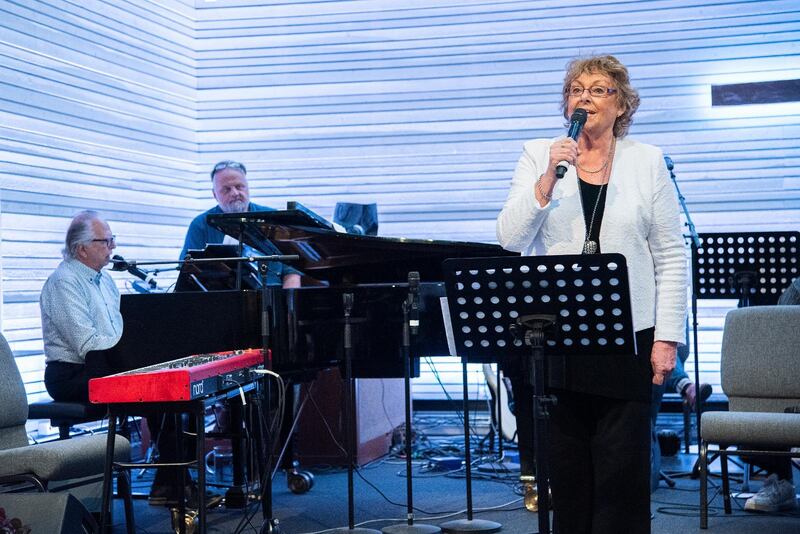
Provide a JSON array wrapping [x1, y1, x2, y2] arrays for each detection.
[[40, 210, 220, 511], [180, 159, 301, 288], [40, 210, 121, 401]]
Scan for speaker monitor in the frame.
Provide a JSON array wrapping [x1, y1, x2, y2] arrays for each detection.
[[0, 493, 97, 534]]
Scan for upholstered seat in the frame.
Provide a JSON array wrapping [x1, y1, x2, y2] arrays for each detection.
[[699, 306, 800, 529], [0, 331, 133, 532]]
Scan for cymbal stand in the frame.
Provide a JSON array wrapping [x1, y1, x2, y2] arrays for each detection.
[[333, 293, 381, 534], [382, 273, 440, 534]]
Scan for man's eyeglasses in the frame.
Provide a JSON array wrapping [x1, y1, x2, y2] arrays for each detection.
[[566, 85, 618, 98], [211, 160, 247, 179], [91, 236, 116, 248]]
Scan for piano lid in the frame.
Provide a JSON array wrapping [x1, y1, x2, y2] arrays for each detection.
[[206, 208, 518, 285]]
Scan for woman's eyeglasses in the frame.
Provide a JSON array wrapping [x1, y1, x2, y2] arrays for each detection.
[[566, 85, 618, 98]]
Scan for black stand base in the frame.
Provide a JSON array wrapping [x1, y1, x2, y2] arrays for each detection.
[[259, 519, 282, 534], [382, 524, 441, 534], [439, 519, 502, 534], [225, 486, 249, 508]]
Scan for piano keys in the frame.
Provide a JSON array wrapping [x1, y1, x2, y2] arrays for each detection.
[[88, 349, 265, 403]]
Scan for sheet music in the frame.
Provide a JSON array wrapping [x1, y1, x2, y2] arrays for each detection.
[[439, 296, 458, 357]]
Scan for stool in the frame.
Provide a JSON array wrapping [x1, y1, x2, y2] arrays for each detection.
[[28, 401, 108, 439]]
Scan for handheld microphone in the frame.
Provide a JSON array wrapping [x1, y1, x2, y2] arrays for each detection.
[[111, 255, 157, 289], [555, 108, 588, 179]]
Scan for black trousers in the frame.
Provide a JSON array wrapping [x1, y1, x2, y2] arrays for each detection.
[[549, 329, 654, 534], [44, 358, 114, 402], [45, 361, 95, 402]]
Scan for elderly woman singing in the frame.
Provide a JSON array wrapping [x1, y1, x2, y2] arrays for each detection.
[[497, 55, 687, 533]]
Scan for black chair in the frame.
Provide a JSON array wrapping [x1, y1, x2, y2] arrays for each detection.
[[28, 400, 108, 440]]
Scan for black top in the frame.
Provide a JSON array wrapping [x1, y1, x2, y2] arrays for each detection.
[[578, 178, 608, 253]]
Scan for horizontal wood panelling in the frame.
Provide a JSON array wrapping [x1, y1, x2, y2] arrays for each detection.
[[1, 0, 198, 401], [2, 0, 798, 404], [194, 0, 799, 399]]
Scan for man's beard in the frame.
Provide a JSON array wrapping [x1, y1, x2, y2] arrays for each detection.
[[220, 198, 249, 213]]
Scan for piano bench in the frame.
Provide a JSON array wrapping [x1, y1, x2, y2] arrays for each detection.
[[28, 401, 108, 440]]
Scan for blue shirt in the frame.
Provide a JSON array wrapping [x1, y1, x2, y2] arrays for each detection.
[[40, 259, 123, 364], [180, 203, 299, 286]]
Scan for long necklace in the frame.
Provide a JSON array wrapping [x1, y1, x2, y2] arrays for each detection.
[[580, 138, 616, 254]]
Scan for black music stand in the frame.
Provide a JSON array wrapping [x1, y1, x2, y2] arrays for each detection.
[[176, 244, 263, 292], [688, 231, 800, 468], [442, 254, 639, 534]]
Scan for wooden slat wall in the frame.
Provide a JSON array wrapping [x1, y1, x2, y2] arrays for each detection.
[[194, 0, 800, 399], [1, 0, 798, 403], [0, 0, 199, 401]]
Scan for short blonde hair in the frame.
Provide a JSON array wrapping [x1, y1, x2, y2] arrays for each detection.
[[560, 55, 640, 138]]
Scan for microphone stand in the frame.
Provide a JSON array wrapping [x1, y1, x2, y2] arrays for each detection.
[[256, 259, 281, 534], [382, 273, 440, 534], [665, 156, 704, 460], [333, 293, 381, 534], [130, 254, 300, 269]]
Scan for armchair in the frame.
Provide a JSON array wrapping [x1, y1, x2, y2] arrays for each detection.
[[0, 332, 132, 531], [699, 306, 800, 528]]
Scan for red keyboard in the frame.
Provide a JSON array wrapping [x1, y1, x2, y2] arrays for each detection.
[[88, 348, 266, 403]]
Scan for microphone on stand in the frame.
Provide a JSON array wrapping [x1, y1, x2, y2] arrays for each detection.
[[408, 271, 420, 336], [111, 255, 157, 289], [555, 108, 588, 179]]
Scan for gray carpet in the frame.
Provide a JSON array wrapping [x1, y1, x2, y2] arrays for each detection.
[[107, 448, 800, 534]]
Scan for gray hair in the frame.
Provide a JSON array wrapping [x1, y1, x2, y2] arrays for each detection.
[[62, 210, 100, 260]]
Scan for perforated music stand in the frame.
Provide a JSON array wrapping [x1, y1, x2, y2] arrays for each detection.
[[687, 231, 800, 467], [693, 232, 800, 306], [442, 254, 639, 534]]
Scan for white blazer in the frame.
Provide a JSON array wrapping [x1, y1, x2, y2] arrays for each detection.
[[496, 137, 687, 343]]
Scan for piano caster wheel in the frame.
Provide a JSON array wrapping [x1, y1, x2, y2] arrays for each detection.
[[287, 461, 314, 494]]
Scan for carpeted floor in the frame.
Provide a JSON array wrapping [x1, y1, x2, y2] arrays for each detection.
[[107, 412, 800, 534]]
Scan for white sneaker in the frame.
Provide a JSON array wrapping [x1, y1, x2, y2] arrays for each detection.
[[744, 474, 798, 512]]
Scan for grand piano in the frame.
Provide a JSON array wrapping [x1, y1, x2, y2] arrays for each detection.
[[88, 206, 519, 510], [94, 207, 518, 379]]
